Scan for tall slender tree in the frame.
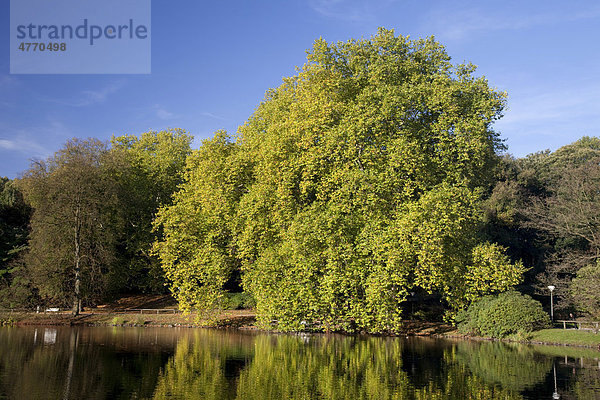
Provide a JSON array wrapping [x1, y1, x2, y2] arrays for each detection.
[[19, 138, 117, 315]]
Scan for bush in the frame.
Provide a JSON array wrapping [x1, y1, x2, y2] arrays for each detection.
[[457, 291, 550, 338], [111, 316, 126, 325], [223, 292, 256, 310]]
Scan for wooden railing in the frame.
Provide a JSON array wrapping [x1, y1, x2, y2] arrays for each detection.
[[555, 320, 599, 333], [0, 308, 183, 315], [123, 308, 181, 314]]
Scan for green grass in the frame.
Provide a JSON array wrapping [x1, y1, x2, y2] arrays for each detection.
[[529, 329, 600, 347]]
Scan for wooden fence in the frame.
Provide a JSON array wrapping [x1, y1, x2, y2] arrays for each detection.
[[555, 320, 599, 333], [122, 308, 181, 314], [0, 308, 183, 315]]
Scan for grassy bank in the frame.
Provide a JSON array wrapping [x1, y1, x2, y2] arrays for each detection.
[[0, 309, 453, 336], [444, 328, 600, 351], [3, 306, 598, 351], [528, 329, 600, 347]]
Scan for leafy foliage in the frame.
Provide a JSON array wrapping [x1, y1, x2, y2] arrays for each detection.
[[569, 262, 600, 319], [223, 292, 255, 310], [456, 291, 550, 338], [155, 29, 524, 332], [153, 131, 249, 315], [0, 178, 34, 307], [109, 129, 193, 292], [486, 136, 600, 314], [0, 178, 30, 266], [18, 138, 119, 311]]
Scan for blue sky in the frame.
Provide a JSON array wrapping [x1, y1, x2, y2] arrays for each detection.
[[1, 0, 599, 178]]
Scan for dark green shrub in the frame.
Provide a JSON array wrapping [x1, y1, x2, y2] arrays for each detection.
[[457, 291, 550, 338], [223, 292, 256, 310], [570, 263, 600, 319]]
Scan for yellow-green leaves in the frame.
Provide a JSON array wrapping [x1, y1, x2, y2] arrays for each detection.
[[153, 132, 248, 320], [155, 29, 523, 332]]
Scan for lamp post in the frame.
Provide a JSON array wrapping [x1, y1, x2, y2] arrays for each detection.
[[548, 285, 555, 322]]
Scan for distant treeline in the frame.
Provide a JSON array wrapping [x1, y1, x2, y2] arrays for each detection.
[[1, 29, 598, 331], [0, 130, 192, 314]]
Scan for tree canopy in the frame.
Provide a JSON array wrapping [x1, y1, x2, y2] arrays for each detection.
[[110, 129, 193, 292], [485, 136, 600, 313], [7, 28, 599, 324], [19, 138, 117, 313], [14, 130, 193, 313], [154, 29, 524, 332]]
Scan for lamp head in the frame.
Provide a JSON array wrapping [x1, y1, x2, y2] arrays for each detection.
[[548, 285, 555, 292]]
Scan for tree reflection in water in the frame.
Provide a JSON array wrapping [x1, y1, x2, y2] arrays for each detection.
[[0, 327, 598, 399], [153, 332, 538, 399]]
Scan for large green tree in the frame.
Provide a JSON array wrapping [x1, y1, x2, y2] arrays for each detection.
[[19, 138, 118, 314], [155, 29, 524, 332], [0, 178, 33, 307], [153, 130, 250, 314], [0, 178, 30, 273], [487, 136, 600, 313], [110, 129, 193, 292]]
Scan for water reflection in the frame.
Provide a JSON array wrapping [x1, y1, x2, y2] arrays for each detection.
[[0, 327, 598, 399]]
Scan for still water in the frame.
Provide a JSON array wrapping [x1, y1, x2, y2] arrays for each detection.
[[0, 326, 598, 399]]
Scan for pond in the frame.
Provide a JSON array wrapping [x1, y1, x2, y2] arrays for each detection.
[[0, 326, 598, 399]]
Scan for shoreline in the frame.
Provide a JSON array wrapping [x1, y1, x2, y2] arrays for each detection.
[[0, 310, 257, 330], [2, 311, 600, 351], [441, 330, 600, 351]]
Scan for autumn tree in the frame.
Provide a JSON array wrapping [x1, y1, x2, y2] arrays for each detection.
[[155, 29, 524, 332], [153, 131, 250, 314], [19, 138, 118, 314]]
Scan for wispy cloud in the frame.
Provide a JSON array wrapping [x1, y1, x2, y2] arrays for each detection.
[[500, 83, 600, 128], [308, 0, 397, 22], [43, 80, 126, 107], [494, 80, 600, 157], [424, 4, 600, 40], [198, 111, 226, 121], [0, 137, 48, 156], [156, 108, 176, 120], [152, 104, 179, 120], [0, 119, 72, 159], [79, 82, 125, 105], [151, 105, 226, 122]]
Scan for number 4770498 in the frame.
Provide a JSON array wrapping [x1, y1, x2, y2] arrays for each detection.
[[18, 43, 66, 51]]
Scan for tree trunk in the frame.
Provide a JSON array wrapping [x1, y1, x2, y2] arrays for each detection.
[[63, 329, 79, 399]]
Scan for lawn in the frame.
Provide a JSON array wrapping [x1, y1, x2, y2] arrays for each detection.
[[529, 328, 600, 347]]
